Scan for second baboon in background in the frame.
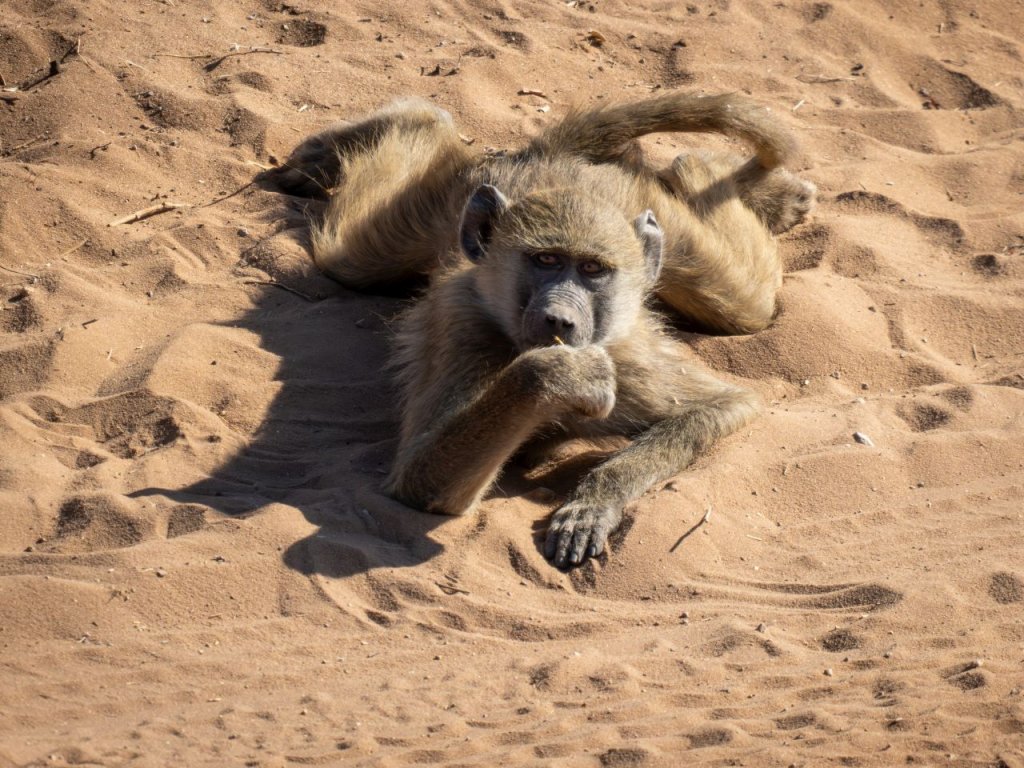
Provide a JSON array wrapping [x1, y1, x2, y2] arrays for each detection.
[[270, 91, 815, 567]]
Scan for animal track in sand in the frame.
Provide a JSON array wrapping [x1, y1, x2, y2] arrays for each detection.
[[276, 19, 327, 48], [833, 191, 964, 250], [31, 390, 184, 459], [599, 746, 650, 766], [820, 628, 861, 652], [988, 572, 1023, 604], [898, 401, 953, 432], [166, 504, 207, 538], [971, 253, 1008, 277], [782, 224, 830, 272], [49, 495, 152, 552], [723, 579, 903, 612], [0, 340, 55, 400]]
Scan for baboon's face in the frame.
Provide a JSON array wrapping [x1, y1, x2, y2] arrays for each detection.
[[460, 184, 663, 350], [516, 248, 611, 347]]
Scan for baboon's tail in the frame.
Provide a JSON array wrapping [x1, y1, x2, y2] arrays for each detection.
[[530, 92, 796, 169]]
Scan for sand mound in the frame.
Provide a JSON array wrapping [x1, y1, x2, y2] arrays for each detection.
[[2, 0, 1023, 765]]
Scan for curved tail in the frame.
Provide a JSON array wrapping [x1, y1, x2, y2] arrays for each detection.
[[529, 92, 796, 169]]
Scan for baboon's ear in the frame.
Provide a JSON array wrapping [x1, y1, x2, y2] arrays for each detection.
[[460, 184, 510, 262], [633, 209, 663, 283]]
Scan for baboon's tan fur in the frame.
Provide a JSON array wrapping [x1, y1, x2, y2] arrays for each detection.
[[271, 91, 815, 566]]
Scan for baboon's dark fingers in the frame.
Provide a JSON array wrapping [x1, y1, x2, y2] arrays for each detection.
[[545, 500, 621, 568]]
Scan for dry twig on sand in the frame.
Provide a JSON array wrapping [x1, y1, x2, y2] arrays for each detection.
[[201, 180, 255, 208], [795, 73, 855, 84], [0, 263, 41, 280], [204, 48, 285, 71], [153, 47, 285, 72], [2, 134, 48, 156], [107, 202, 187, 226], [18, 38, 81, 91], [435, 581, 470, 596], [669, 506, 713, 553], [56, 240, 88, 259]]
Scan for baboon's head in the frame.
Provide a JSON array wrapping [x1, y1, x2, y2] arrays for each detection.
[[459, 183, 663, 350]]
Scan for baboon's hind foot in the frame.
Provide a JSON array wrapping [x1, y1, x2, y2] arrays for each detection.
[[264, 98, 457, 199], [735, 160, 817, 234]]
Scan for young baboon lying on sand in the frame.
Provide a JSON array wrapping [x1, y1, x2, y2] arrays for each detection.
[[270, 92, 815, 567]]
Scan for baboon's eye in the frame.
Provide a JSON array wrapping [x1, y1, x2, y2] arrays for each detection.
[[533, 252, 562, 269], [578, 260, 606, 276]]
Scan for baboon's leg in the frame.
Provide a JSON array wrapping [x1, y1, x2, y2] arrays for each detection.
[[389, 345, 616, 516], [306, 101, 476, 289], [667, 152, 816, 232], [651, 152, 782, 334], [545, 367, 760, 567], [266, 98, 459, 199], [732, 158, 817, 235], [264, 117, 389, 199]]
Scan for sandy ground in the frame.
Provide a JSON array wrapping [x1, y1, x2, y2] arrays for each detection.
[[2, 0, 1023, 765]]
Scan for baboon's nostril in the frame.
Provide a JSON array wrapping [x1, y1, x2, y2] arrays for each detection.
[[545, 314, 575, 331]]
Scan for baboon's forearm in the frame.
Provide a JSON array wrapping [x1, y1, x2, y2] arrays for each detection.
[[575, 397, 758, 507], [388, 372, 543, 516]]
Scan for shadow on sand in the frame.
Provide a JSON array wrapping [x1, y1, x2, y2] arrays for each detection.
[[126, 190, 462, 580]]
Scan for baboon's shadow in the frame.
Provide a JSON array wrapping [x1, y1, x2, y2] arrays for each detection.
[[129, 194, 454, 580]]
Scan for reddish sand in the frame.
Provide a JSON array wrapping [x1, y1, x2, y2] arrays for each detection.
[[1, 1, 1023, 766]]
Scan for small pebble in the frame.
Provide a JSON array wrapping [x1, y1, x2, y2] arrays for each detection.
[[853, 431, 874, 447], [237, 228, 249, 237], [965, 658, 983, 670], [824, 668, 834, 677], [756, 623, 767, 633], [155, 569, 167, 578]]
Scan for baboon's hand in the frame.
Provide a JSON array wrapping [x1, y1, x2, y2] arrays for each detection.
[[519, 345, 616, 419], [544, 498, 623, 568]]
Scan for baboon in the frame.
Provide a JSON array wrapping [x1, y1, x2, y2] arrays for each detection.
[[269, 92, 815, 567]]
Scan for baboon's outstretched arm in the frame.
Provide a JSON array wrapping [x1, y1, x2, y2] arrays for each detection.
[[545, 379, 759, 567]]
